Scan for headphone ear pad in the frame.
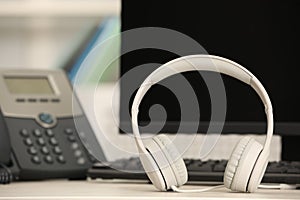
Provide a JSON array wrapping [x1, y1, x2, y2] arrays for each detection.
[[153, 135, 188, 187], [143, 134, 188, 191], [224, 136, 263, 192]]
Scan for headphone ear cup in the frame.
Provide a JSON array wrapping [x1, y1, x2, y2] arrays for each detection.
[[138, 148, 168, 191], [142, 134, 188, 191], [153, 135, 188, 186], [224, 136, 263, 192]]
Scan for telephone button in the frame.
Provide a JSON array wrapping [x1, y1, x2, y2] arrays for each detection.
[[57, 155, 66, 164], [74, 150, 82, 157], [51, 98, 60, 103], [45, 129, 54, 137], [71, 142, 79, 150], [77, 157, 85, 165], [37, 138, 46, 146], [28, 147, 38, 155], [40, 98, 48, 103], [16, 98, 25, 102], [31, 156, 41, 164], [68, 135, 76, 142], [44, 155, 54, 164], [64, 128, 73, 135], [41, 146, 50, 155], [49, 138, 58, 146], [24, 138, 33, 146], [33, 129, 42, 137], [53, 146, 62, 155], [38, 113, 54, 124], [20, 129, 29, 137], [28, 98, 37, 102]]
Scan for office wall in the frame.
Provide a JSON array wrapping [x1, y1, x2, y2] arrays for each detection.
[[0, 0, 120, 82]]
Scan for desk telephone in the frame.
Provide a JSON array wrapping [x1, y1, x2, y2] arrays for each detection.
[[0, 69, 105, 183]]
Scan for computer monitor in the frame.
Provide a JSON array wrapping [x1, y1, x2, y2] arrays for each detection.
[[120, 0, 299, 159]]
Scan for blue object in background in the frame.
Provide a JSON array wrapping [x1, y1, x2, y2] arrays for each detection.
[[69, 17, 120, 84]]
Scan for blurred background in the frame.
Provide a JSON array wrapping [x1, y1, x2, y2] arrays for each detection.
[[0, 0, 120, 82], [0, 0, 283, 162]]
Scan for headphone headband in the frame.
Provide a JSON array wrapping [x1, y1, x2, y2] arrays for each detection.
[[131, 55, 273, 155]]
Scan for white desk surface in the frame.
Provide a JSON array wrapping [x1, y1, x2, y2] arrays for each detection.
[[0, 180, 300, 200]]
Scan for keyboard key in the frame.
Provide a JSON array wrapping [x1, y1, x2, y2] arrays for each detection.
[[287, 168, 299, 174], [124, 158, 143, 170], [213, 164, 226, 172], [187, 161, 203, 171], [111, 159, 128, 169], [291, 161, 300, 168]]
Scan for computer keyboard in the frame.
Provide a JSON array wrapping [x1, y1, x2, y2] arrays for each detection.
[[87, 157, 300, 184]]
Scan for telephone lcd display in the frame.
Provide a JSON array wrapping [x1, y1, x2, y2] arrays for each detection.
[[4, 77, 54, 94]]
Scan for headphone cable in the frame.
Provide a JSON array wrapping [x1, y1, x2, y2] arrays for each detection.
[[171, 185, 224, 193]]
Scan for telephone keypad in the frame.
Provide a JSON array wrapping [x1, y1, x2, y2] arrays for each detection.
[[19, 126, 91, 166]]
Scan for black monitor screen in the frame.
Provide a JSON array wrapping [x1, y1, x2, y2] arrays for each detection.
[[120, 0, 300, 135]]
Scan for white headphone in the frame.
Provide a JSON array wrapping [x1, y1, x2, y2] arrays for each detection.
[[131, 55, 273, 193]]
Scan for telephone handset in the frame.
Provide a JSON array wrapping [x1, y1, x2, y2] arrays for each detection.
[[0, 69, 106, 183]]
